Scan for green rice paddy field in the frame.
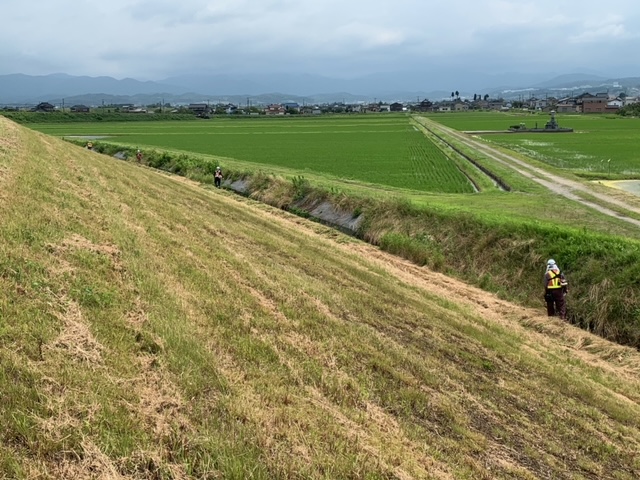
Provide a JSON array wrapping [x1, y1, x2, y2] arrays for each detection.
[[31, 115, 476, 193], [426, 112, 640, 176]]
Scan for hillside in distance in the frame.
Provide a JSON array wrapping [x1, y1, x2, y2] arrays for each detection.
[[1, 117, 640, 479], [1, 70, 635, 105]]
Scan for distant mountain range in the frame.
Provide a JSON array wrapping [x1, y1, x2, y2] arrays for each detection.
[[0, 71, 638, 106]]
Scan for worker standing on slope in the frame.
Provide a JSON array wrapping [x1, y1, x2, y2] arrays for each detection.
[[544, 259, 568, 320], [214, 166, 223, 188]]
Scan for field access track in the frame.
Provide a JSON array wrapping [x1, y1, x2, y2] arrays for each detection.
[[415, 116, 640, 228]]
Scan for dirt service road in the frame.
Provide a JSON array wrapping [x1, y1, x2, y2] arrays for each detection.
[[415, 116, 640, 228]]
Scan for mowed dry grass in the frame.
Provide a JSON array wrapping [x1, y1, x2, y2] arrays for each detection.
[[1, 116, 640, 479]]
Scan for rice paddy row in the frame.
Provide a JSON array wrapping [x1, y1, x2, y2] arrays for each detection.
[[30, 116, 479, 193]]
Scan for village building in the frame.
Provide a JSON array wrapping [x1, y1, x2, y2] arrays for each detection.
[[283, 102, 300, 111], [265, 104, 286, 115], [188, 103, 211, 115], [415, 99, 433, 112], [607, 98, 624, 109], [33, 102, 55, 112], [555, 100, 578, 113], [125, 107, 148, 114], [579, 93, 609, 114], [70, 105, 90, 113]]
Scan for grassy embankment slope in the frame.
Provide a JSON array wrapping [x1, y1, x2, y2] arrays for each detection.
[[2, 119, 640, 479]]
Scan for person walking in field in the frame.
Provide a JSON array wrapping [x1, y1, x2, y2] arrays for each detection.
[[214, 166, 223, 188], [544, 259, 568, 320], [136, 149, 143, 162]]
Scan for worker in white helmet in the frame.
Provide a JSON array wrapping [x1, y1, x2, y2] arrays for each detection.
[[544, 259, 568, 320]]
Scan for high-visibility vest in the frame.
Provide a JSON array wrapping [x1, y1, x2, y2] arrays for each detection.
[[546, 270, 563, 289]]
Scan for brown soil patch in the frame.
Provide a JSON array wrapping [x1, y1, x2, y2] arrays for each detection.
[[46, 296, 104, 366], [64, 234, 122, 268], [46, 234, 124, 276], [33, 440, 124, 480], [125, 297, 150, 329], [118, 354, 192, 445]]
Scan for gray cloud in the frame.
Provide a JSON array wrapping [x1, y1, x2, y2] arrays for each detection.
[[1, 0, 639, 84]]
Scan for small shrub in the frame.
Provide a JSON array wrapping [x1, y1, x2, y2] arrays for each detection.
[[292, 175, 310, 200]]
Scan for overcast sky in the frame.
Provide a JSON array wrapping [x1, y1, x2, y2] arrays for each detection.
[[1, 0, 639, 82]]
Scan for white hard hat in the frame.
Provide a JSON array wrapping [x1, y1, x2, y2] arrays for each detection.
[[547, 259, 556, 266]]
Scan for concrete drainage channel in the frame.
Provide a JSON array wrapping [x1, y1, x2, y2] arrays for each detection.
[[225, 178, 363, 236], [108, 151, 363, 237]]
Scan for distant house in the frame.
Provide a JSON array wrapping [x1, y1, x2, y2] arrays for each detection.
[[390, 102, 404, 112], [623, 96, 639, 107], [33, 102, 55, 112], [607, 98, 624, 109], [188, 103, 211, 115], [379, 104, 391, 112], [113, 104, 134, 111], [265, 104, 286, 115], [582, 95, 609, 114], [454, 102, 469, 111], [525, 97, 549, 110], [283, 102, 300, 111], [555, 101, 578, 113], [416, 99, 433, 112], [70, 104, 90, 113]]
